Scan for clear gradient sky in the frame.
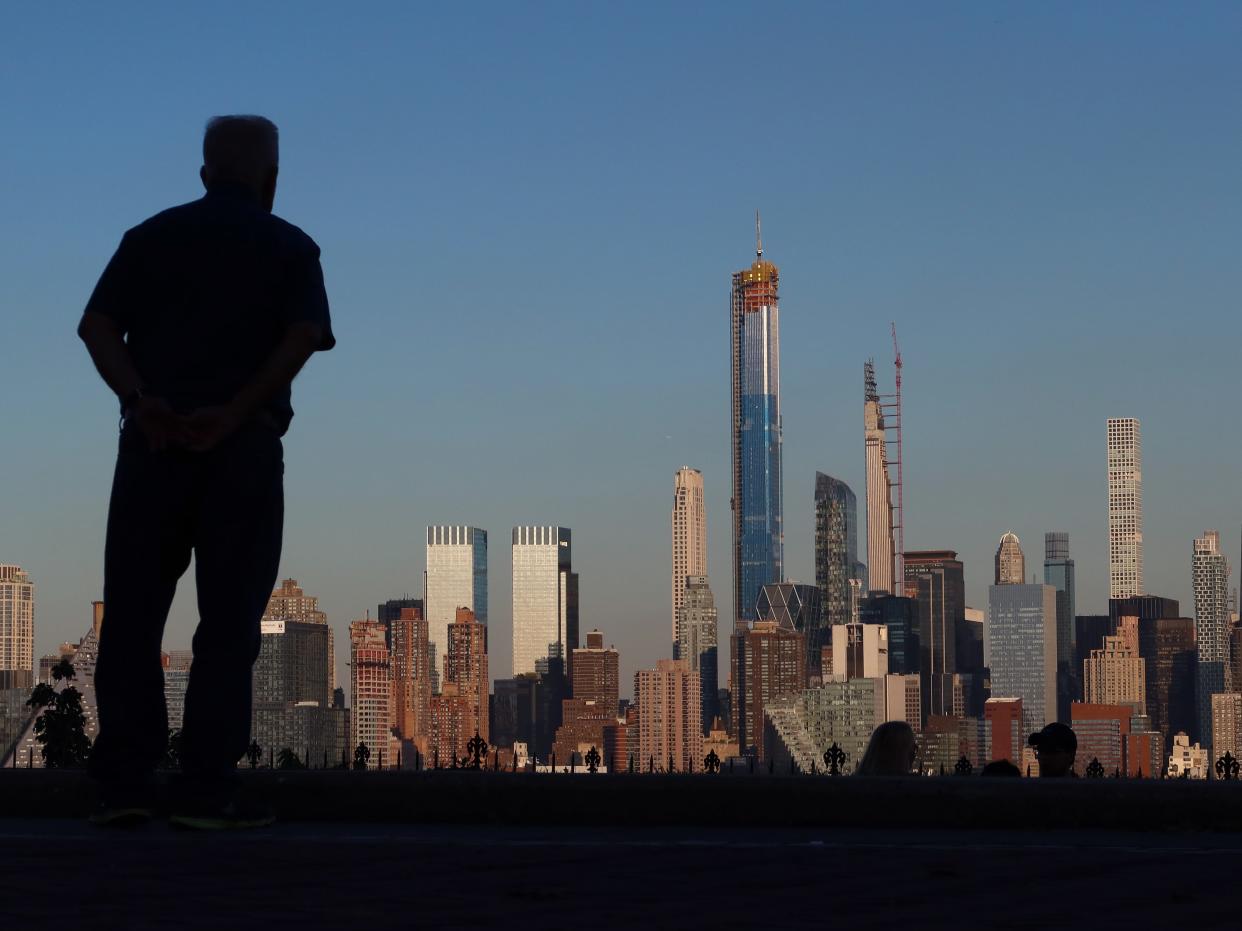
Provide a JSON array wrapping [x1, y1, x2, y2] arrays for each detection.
[[2, 2, 1240, 694]]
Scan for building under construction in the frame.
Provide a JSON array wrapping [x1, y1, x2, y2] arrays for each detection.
[[863, 327, 904, 596]]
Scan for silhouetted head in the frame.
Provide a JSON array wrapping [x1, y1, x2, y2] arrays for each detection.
[[1029, 722, 1077, 777], [200, 115, 279, 211], [856, 721, 917, 776], [981, 759, 1021, 777]]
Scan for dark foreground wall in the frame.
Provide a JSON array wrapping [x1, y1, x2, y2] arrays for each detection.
[[5, 769, 1242, 832]]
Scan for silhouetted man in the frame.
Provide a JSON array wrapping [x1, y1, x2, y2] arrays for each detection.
[[1028, 722, 1078, 778], [79, 115, 333, 828]]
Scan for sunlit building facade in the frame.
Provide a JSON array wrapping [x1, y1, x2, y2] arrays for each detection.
[[1193, 530, 1231, 742], [1107, 418, 1143, 599], [511, 526, 578, 679], [424, 526, 488, 690], [671, 468, 707, 649], [863, 363, 895, 596], [0, 565, 34, 691], [677, 577, 718, 733]]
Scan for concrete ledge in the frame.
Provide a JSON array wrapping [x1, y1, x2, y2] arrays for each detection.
[[5, 769, 1242, 832]]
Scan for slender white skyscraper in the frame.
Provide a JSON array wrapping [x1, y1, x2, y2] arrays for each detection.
[[1107, 418, 1143, 598], [1193, 530, 1231, 742], [511, 526, 578, 679], [424, 526, 487, 689], [0, 565, 34, 691], [671, 468, 707, 649], [864, 362, 894, 595]]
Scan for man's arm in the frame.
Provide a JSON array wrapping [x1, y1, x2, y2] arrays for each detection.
[[77, 311, 188, 451], [184, 321, 325, 452]]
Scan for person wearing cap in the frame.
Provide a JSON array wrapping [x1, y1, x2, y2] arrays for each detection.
[[1028, 722, 1078, 777]]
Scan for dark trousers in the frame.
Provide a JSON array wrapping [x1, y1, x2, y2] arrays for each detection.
[[89, 423, 283, 783]]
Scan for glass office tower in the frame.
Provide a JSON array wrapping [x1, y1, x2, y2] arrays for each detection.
[[730, 217, 784, 628], [424, 526, 488, 689], [512, 526, 578, 680], [814, 473, 860, 627]]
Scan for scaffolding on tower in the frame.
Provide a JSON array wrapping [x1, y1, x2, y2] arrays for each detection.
[[880, 323, 904, 596]]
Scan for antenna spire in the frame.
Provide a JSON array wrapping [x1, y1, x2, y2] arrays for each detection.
[[755, 209, 763, 258]]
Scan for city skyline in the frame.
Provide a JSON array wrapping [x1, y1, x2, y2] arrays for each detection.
[[4, 3, 1241, 694]]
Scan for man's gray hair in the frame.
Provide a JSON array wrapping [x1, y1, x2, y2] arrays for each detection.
[[203, 115, 279, 180]]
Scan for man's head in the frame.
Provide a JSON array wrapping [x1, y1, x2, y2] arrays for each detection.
[[1029, 722, 1077, 777], [200, 115, 279, 211]]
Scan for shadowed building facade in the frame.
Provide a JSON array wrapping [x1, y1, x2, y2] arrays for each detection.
[[904, 551, 963, 721], [677, 577, 719, 733], [263, 578, 334, 694], [1136, 616, 1197, 749], [1044, 533, 1077, 721], [731, 617, 806, 760], [1193, 531, 1232, 744], [251, 617, 345, 764], [986, 583, 1057, 735]]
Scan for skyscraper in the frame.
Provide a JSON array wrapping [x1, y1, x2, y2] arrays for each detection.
[[756, 582, 824, 682], [263, 578, 335, 693], [635, 659, 702, 772], [1107, 418, 1143, 598], [814, 472, 863, 627], [0, 565, 34, 691], [389, 606, 431, 742], [511, 526, 578, 679], [1044, 532, 1077, 721], [671, 468, 707, 650], [553, 630, 621, 765], [424, 526, 488, 689], [994, 533, 1025, 585], [904, 550, 964, 721], [731, 616, 805, 760], [349, 618, 397, 765], [677, 577, 718, 733], [730, 216, 784, 627], [428, 606, 488, 764], [252, 618, 344, 764], [1193, 530, 1231, 742], [1136, 616, 1197, 752], [863, 362, 895, 596], [986, 583, 1057, 734]]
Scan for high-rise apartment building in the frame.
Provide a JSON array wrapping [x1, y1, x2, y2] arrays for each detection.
[[814, 473, 863, 627], [730, 220, 784, 627], [756, 582, 823, 682], [428, 607, 489, 765], [863, 362, 895, 596], [986, 583, 1057, 734], [730, 617, 805, 760], [388, 606, 431, 742], [677, 577, 718, 733], [635, 659, 703, 772], [1083, 616, 1146, 713], [671, 468, 707, 649], [904, 550, 964, 720], [511, 526, 578, 679], [994, 533, 1025, 586], [424, 526, 488, 689], [1211, 692, 1242, 771], [1044, 533, 1077, 721], [263, 579, 334, 694], [0, 565, 35, 691], [1107, 418, 1143, 598], [553, 630, 620, 765], [1193, 530, 1232, 742], [349, 619, 397, 766]]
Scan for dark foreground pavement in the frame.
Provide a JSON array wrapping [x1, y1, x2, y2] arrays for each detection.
[[4, 771, 1242, 927], [0, 820, 1238, 928]]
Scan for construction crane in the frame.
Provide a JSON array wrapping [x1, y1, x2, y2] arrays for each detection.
[[882, 323, 905, 596]]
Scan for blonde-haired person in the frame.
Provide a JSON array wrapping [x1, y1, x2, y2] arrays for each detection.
[[856, 721, 918, 776]]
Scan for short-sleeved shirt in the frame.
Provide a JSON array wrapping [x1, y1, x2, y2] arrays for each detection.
[[83, 184, 335, 435]]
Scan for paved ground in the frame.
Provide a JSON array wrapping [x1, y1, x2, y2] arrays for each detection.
[[0, 820, 1237, 928]]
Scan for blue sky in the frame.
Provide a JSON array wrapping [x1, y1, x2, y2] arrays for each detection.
[[2, 1, 1240, 692]]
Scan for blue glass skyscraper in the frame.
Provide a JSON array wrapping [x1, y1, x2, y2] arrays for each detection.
[[730, 216, 784, 628]]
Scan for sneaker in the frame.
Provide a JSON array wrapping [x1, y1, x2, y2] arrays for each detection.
[[169, 793, 275, 831], [89, 784, 157, 828]]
